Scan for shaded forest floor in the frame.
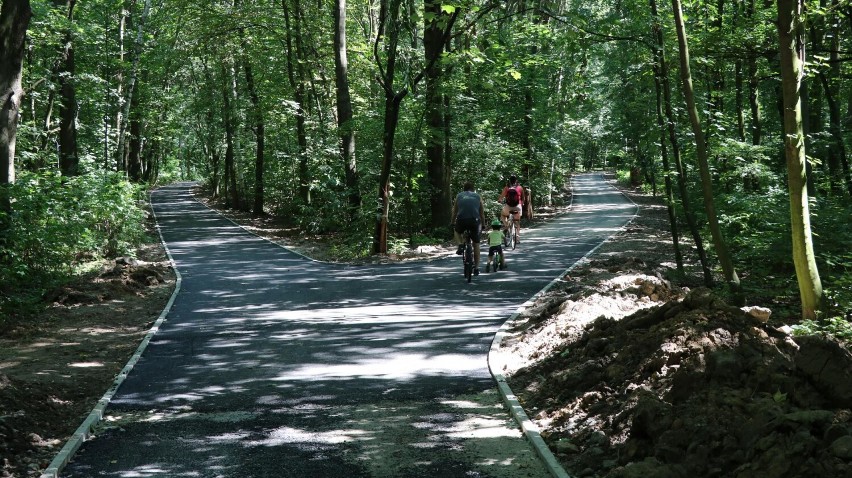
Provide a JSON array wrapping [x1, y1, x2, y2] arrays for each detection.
[[2, 175, 850, 477]]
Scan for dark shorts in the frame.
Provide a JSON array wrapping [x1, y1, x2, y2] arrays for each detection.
[[455, 218, 481, 242], [488, 245, 503, 256]]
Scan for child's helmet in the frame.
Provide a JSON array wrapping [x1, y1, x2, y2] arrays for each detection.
[[491, 219, 502, 227]]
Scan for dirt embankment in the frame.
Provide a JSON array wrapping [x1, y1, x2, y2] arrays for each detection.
[[500, 186, 852, 478]]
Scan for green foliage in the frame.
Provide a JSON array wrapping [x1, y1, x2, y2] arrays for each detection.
[[792, 317, 852, 344], [615, 169, 632, 186], [719, 182, 791, 275], [817, 204, 852, 317], [0, 171, 147, 292]]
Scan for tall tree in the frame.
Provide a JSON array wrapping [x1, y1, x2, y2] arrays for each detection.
[[236, 0, 266, 216], [651, 0, 713, 285], [649, 0, 683, 274], [372, 0, 407, 254], [371, 0, 457, 253], [116, 0, 152, 172], [221, 60, 239, 209], [0, 0, 32, 217], [671, 0, 741, 291], [54, 0, 79, 176], [283, 0, 310, 205], [334, 0, 360, 213], [776, 0, 823, 320], [424, 0, 451, 230]]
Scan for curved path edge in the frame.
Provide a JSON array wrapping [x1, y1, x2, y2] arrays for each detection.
[[40, 190, 185, 478], [487, 173, 639, 478]]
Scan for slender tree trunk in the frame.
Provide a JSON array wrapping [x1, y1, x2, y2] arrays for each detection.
[[0, 0, 32, 219], [650, 2, 683, 273], [652, 0, 713, 285], [113, 0, 128, 169], [127, 89, 143, 181], [424, 0, 449, 230], [243, 58, 265, 216], [735, 60, 746, 142], [221, 62, 239, 209], [234, 0, 265, 216], [116, 0, 151, 173], [372, 0, 406, 255], [370, 0, 456, 253], [283, 0, 310, 205], [55, 0, 79, 176], [745, 0, 762, 145], [748, 53, 762, 145], [777, 0, 823, 320], [334, 0, 360, 215], [672, 0, 740, 290]]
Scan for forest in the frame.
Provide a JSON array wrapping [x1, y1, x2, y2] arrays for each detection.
[[0, 0, 850, 330]]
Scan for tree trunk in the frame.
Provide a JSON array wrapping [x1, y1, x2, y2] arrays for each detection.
[[233, 5, 265, 216], [373, 91, 406, 254], [283, 0, 310, 205], [424, 0, 449, 230], [777, 0, 823, 320], [650, 2, 683, 273], [735, 60, 746, 142], [370, 0, 456, 253], [671, 0, 740, 291], [0, 0, 31, 219], [55, 0, 79, 176], [116, 0, 151, 173], [112, 0, 128, 169], [748, 51, 762, 145], [127, 89, 143, 181], [652, 0, 713, 285], [371, 0, 405, 255], [244, 58, 265, 216], [334, 0, 360, 215], [221, 61, 239, 209]]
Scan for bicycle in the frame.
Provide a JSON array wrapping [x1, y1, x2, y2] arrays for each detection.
[[487, 247, 504, 273], [503, 209, 520, 250], [462, 229, 475, 282]]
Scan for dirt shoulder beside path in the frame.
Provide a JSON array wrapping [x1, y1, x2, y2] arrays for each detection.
[[0, 242, 176, 478]]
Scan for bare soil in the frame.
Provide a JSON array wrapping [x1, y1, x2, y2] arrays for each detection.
[[0, 243, 175, 477], [497, 187, 852, 477], [2, 178, 849, 478]]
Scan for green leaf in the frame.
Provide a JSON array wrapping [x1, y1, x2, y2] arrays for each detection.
[[441, 5, 456, 14], [509, 69, 522, 80]]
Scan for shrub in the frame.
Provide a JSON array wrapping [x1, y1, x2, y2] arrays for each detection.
[[0, 170, 147, 292]]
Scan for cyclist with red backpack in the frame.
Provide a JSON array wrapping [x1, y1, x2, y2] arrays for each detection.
[[498, 175, 524, 244]]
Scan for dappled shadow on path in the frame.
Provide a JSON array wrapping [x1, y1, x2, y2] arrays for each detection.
[[61, 176, 635, 477]]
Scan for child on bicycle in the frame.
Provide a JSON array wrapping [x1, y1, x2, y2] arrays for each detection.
[[485, 219, 507, 273]]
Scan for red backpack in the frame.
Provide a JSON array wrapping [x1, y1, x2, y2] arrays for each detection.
[[506, 186, 521, 207]]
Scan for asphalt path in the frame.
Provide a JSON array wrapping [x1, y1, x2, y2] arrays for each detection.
[[58, 173, 636, 477]]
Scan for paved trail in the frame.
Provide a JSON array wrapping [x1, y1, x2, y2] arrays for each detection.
[[58, 174, 635, 477]]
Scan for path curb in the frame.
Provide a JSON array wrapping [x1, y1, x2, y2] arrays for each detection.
[[39, 189, 184, 478]]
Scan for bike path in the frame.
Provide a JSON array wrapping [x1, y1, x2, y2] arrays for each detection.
[[57, 174, 635, 477]]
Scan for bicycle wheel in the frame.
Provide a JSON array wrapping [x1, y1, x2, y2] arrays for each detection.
[[507, 220, 516, 250], [463, 240, 473, 282]]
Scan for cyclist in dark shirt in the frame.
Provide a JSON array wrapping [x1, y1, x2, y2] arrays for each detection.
[[451, 181, 486, 276]]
